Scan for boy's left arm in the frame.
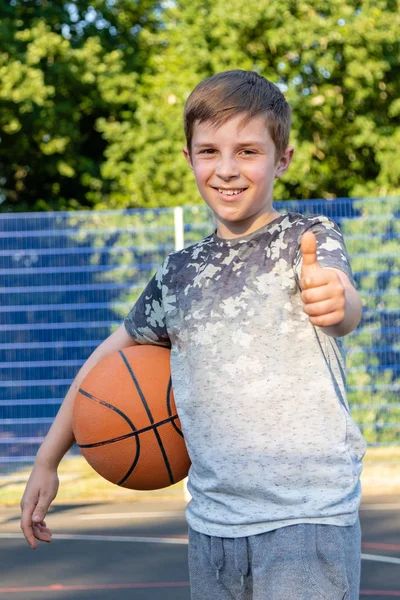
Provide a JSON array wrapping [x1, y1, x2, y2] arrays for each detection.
[[300, 231, 363, 338]]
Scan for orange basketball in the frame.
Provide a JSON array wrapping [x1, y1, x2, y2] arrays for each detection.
[[72, 345, 190, 490]]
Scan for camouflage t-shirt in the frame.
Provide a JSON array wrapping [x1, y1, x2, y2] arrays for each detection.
[[124, 212, 367, 537]]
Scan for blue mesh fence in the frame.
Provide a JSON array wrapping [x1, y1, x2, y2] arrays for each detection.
[[1, 197, 399, 478]]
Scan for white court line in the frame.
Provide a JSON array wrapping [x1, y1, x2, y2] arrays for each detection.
[[361, 553, 400, 565], [0, 533, 188, 545], [77, 506, 400, 519], [1, 533, 400, 564], [0, 506, 395, 526], [76, 511, 184, 520], [79, 506, 400, 519]]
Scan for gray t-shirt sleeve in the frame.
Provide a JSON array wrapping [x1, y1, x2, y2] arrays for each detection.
[[293, 216, 355, 287], [124, 258, 171, 347]]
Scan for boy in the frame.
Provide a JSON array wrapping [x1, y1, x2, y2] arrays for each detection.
[[21, 70, 366, 600]]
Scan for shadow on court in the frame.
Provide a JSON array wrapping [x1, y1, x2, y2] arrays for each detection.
[[1, 494, 399, 599]]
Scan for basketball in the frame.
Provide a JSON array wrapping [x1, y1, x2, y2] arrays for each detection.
[[72, 345, 191, 490]]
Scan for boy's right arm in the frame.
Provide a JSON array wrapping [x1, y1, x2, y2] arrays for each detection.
[[20, 323, 138, 548]]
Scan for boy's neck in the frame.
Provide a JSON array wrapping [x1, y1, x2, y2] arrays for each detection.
[[215, 209, 282, 240]]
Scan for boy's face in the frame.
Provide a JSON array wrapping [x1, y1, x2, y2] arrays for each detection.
[[183, 114, 293, 238]]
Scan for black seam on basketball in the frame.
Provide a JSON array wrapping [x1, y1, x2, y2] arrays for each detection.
[[117, 438, 141, 487], [78, 431, 137, 448], [78, 388, 136, 431], [118, 349, 154, 424], [166, 377, 173, 415], [166, 377, 183, 438], [153, 427, 174, 485], [119, 349, 175, 484], [77, 414, 180, 448]]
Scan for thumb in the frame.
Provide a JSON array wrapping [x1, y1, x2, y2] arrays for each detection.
[[301, 231, 319, 268]]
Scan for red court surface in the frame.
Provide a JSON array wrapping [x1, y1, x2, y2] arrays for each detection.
[[1, 495, 399, 599]]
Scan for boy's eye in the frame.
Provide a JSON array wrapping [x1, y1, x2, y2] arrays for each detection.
[[199, 149, 215, 155], [240, 149, 256, 155]]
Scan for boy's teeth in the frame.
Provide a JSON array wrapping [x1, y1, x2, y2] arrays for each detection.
[[218, 189, 243, 196]]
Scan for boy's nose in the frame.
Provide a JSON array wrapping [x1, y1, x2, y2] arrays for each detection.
[[215, 157, 240, 180]]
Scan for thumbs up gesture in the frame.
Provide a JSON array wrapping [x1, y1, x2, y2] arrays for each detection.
[[300, 232, 346, 328]]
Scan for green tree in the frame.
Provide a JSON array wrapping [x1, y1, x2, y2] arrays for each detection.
[[0, 0, 160, 212], [99, 0, 400, 208], [1, 0, 399, 212]]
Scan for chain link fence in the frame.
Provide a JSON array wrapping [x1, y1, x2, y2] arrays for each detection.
[[1, 197, 399, 482]]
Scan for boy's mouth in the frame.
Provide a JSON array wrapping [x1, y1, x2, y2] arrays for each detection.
[[213, 187, 247, 198]]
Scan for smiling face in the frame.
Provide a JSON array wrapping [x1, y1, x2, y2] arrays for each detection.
[[183, 114, 294, 239]]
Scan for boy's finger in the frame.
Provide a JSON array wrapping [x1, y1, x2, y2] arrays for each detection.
[[33, 523, 52, 542], [35, 521, 51, 533], [300, 232, 318, 267], [301, 268, 335, 293], [32, 502, 49, 523], [20, 503, 38, 549]]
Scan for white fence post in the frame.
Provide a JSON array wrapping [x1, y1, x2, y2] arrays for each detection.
[[173, 206, 191, 502], [174, 206, 184, 251]]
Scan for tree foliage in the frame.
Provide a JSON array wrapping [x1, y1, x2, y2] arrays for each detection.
[[0, 0, 161, 211], [0, 0, 399, 211]]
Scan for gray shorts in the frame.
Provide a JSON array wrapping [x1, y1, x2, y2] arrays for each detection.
[[188, 519, 361, 600]]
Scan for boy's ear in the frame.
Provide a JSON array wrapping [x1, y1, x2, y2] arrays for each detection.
[[275, 146, 294, 179], [183, 147, 194, 171]]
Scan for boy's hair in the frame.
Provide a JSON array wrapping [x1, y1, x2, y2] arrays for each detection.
[[184, 70, 291, 161]]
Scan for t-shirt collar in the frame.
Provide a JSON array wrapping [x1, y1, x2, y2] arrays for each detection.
[[211, 213, 288, 247]]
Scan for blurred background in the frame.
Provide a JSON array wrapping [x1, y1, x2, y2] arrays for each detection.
[[0, 0, 399, 504]]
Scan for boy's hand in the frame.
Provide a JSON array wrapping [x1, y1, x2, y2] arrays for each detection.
[[300, 231, 346, 328], [20, 463, 59, 549]]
